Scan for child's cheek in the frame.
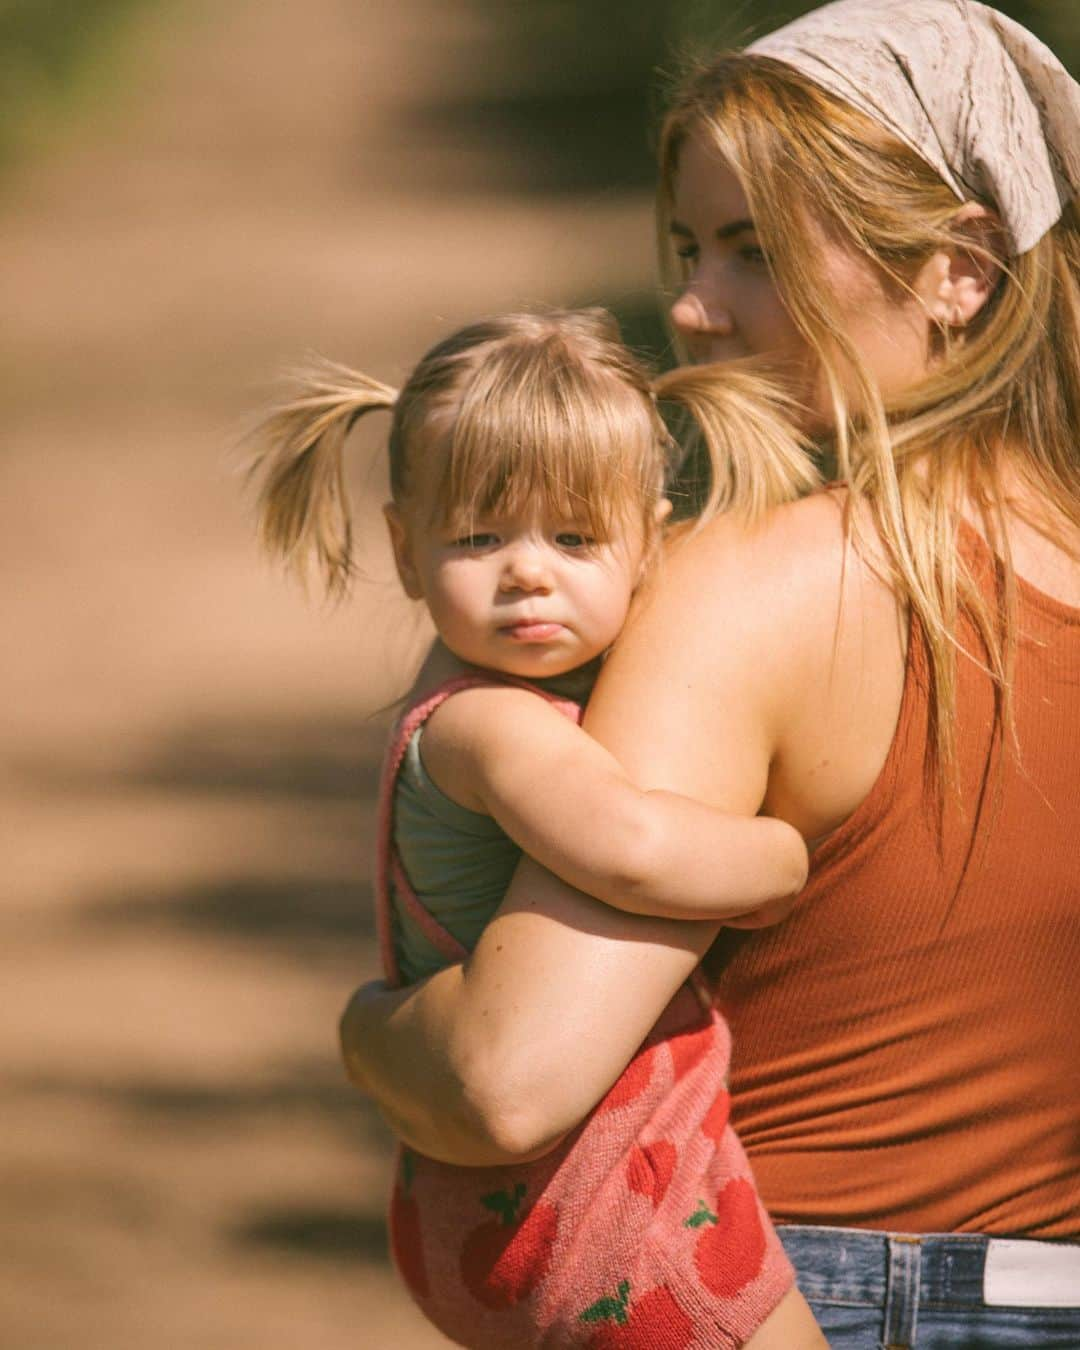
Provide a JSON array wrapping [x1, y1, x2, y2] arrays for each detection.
[[586, 577, 636, 649]]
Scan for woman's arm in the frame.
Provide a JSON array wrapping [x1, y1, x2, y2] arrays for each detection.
[[343, 502, 847, 1162], [421, 685, 808, 920], [340, 870, 714, 1163]]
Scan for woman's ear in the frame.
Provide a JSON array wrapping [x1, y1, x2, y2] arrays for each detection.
[[653, 497, 674, 528], [923, 202, 1004, 329], [383, 502, 424, 599]]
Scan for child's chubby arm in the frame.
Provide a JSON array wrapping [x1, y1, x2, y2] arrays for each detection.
[[419, 685, 807, 922]]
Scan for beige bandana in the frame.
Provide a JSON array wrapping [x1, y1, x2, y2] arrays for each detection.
[[749, 0, 1079, 254]]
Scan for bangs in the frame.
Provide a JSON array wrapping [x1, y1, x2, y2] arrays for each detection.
[[431, 336, 666, 538]]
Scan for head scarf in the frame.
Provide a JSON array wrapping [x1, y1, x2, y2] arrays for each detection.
[[748, 0, 1079, 254]]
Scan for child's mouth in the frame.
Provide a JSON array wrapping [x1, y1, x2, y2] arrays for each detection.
[[499, 621, 564, 643]]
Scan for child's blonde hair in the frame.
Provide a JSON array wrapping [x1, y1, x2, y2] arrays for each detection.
[[253, 307, 818, 597]]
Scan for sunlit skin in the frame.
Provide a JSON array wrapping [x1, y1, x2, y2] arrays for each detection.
[[667, 132, 958, 418], [385, 501, 653, 680]]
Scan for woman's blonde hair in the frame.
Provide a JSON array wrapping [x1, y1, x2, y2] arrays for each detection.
[[659, 54, 1080, 791], [252, 307, 817, 599]]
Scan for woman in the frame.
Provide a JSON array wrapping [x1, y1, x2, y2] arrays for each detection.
[[342, 1, 1080, 1343]]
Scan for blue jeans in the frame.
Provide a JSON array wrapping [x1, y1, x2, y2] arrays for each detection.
[[779, 1225, 1080, 1348]]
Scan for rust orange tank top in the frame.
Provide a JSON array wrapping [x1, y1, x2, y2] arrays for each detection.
[[708, 524, 1080, 1237]]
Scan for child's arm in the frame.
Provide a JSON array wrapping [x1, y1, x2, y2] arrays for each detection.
[[420, 684, 807, 922]]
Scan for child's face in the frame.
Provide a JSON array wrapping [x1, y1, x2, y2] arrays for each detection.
[[386, 503, 651, 678]]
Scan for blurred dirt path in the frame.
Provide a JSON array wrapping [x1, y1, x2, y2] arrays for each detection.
[[1, 2, 655, 1345]]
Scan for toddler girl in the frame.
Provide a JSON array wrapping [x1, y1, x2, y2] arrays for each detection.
[[255, 309, 817, 1348]]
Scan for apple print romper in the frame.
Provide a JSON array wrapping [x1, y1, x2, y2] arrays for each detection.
[[374, 673, 795, 1348]]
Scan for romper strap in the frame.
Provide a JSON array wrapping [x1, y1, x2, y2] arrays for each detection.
[[374, 672, 582, 987]]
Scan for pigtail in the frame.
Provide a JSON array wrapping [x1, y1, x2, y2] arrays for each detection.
[[251, 358, 398, 599], [655, 362, 820, 524]]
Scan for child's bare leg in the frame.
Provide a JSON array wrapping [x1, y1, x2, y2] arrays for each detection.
[[742, 1287, 827, 1349]]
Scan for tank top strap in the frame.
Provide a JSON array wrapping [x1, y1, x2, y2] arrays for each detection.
[[374, 671, 583, 986]]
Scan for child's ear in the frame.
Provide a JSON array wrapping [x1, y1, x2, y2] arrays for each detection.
[[636, 498, 673, 585], [383, 502, 424, 600]]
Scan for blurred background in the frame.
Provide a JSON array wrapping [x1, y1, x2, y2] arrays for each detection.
[[2, 2, 1075, 1346]]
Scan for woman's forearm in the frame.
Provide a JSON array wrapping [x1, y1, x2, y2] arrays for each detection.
[[338, 967, 553, 1166], [341, 861, 717, 1163]]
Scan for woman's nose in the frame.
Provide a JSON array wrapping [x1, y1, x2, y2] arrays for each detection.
[[670, 282, 735, 341], [499, 543, 553, 593]]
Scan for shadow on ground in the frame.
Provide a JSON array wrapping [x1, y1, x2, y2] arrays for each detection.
[[233, 1206, 390, 1263], [11, 1062, 394, 1149], [14, 711, 390, 803], [80, 876, 376, 955]]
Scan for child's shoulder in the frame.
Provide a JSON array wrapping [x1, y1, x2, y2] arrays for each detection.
[[419, 678, 570, 814], [424, 677, 564, 751]]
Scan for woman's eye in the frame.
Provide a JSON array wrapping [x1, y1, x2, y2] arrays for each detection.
[[739, 244, 768, 266], [674, 243, 698, 262]]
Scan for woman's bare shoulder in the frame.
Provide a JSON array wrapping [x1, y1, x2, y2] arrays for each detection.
[[630, 492, 858, 670], [585, 495, 847, 803], [669, 490, 848, 581], [685, 491, 905, 837], [596, 491, 904, 831]]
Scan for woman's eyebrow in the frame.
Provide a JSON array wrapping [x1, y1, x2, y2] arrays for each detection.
[[669, 217, 756, 240]]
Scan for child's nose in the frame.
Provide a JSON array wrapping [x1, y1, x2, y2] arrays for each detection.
[[499, 544, 553, 593]]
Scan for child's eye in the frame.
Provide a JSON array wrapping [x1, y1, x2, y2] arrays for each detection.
[[555, 532, 594, 550], [452, 532, 499, 549]]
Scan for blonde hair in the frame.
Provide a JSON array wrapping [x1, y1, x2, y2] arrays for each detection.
[[659, 54, 1080, 790], [253, 307, 817, 599]]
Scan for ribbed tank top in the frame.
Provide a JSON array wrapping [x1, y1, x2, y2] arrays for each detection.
[[708, 524, 1080, 1237]]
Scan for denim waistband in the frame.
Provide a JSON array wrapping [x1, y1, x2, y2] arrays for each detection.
[[778, 1224, 1080, 1310]]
